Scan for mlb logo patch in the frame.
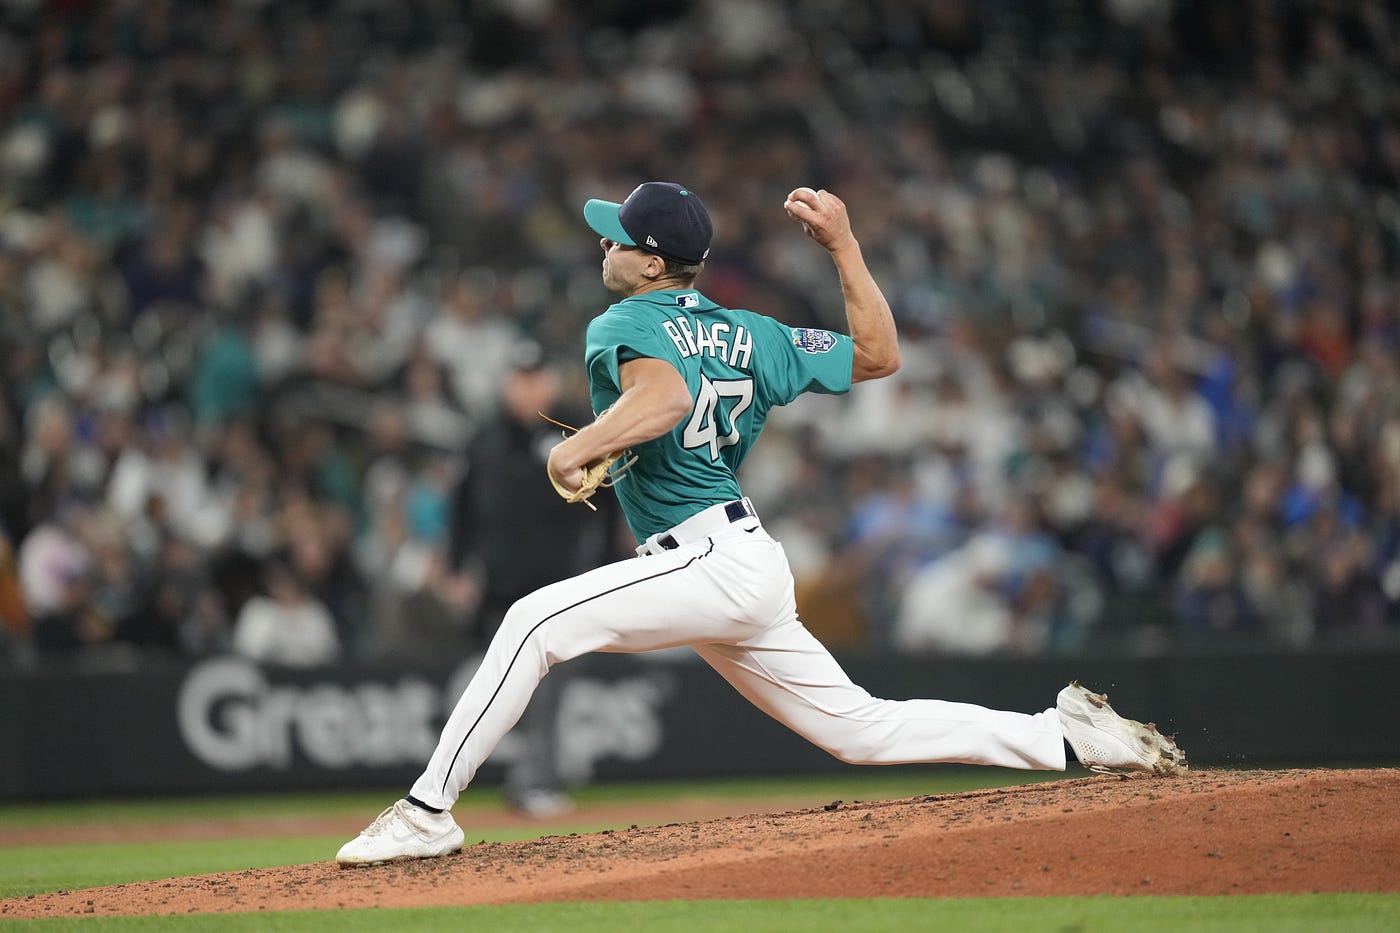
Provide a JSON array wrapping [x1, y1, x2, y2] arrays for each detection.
[[791, 328, 837, 354], [676, 293, 700, 309]]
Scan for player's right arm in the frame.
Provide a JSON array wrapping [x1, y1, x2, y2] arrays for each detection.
[[546, 357, 690, 496], [783, 187, 900, 383]]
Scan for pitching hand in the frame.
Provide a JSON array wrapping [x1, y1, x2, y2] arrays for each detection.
[[784, 187, 856, 253]]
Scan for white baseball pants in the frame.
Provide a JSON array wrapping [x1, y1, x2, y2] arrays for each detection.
[[410, 502, 1066, 810]]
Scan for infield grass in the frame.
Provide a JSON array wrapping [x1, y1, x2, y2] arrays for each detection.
[[0, 766, 1063, 833], [1, 896, 1397, 932]]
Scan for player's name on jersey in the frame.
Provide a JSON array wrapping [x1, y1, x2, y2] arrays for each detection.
[[661, 315, 753, 370]]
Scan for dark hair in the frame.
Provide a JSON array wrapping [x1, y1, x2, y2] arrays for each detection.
[[664, 258, 704, 280]]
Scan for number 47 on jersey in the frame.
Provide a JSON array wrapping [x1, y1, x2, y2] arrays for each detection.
[[682, 375, 754, 460]]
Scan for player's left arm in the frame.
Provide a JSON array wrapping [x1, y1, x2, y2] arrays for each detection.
[[547, 357, 690, 494], [784, 187, 899, 383]]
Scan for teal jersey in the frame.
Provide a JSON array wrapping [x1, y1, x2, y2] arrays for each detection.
[[585, 288, 854, 541]]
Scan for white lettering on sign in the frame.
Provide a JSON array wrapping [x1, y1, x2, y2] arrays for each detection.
[[556, 672, 675, 783], [176, 658, 439, 771], [176, 657, 674, 775]]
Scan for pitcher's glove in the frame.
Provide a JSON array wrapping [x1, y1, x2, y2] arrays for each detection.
[[540, 412, 637, 511]]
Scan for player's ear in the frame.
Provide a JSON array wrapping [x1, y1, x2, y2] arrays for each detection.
[[643, 254, 665, 280]]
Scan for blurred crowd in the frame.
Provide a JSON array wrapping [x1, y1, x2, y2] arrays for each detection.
[[2, 0, 1399, 670]]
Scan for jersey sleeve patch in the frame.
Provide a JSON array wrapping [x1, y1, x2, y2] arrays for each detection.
[[791, 327, 838, 354]]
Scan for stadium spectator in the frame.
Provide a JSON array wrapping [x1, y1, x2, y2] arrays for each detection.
[[443, 342, 625, 817], [231, 557, 341, 668]]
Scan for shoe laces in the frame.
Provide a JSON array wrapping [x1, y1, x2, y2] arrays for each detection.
[[359, 804, 402, 839]]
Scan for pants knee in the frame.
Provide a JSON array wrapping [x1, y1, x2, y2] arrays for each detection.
[[828, 739, 880, 766], [808, 706, 887, 764], [497, 594, 571, 669]]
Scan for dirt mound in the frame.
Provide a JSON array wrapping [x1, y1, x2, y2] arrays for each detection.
[[4, 768, 1397, 918]]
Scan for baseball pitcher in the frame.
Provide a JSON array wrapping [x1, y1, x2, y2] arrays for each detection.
[[337, 182, 1185, 865]]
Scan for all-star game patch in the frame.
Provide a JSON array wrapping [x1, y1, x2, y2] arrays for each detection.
[[791, 328, 837, 354]]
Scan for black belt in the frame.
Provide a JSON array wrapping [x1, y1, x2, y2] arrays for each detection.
[[656, 499, 756, 551]]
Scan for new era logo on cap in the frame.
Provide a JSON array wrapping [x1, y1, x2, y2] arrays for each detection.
[[583, 182, 714, 265]]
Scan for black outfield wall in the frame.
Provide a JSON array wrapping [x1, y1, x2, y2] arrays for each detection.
[[2, 649, 1396, 799]]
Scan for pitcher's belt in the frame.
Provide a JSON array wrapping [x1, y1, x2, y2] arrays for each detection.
[[653, 498, 757, 551]]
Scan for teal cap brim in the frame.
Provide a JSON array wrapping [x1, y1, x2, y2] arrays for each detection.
[[584, 199, 635, 245]]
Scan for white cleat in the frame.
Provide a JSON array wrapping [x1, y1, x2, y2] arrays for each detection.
[[1056, 681, 1188, 776], [336, 799, 466, 867]]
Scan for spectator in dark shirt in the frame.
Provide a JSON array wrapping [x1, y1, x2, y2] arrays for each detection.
[[446, 341, 622, 817]]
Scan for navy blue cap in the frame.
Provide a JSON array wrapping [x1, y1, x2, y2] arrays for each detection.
[[584, 182, 713, 265]]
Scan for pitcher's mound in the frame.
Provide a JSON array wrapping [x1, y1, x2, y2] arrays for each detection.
[[4, 768, 1398, 918]]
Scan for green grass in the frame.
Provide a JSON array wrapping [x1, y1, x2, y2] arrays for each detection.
[[1, 896, 1397, 932], [0, 765, 1060, 832], [3, 769, 1396, 931], [0, 836, 340, 899]]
